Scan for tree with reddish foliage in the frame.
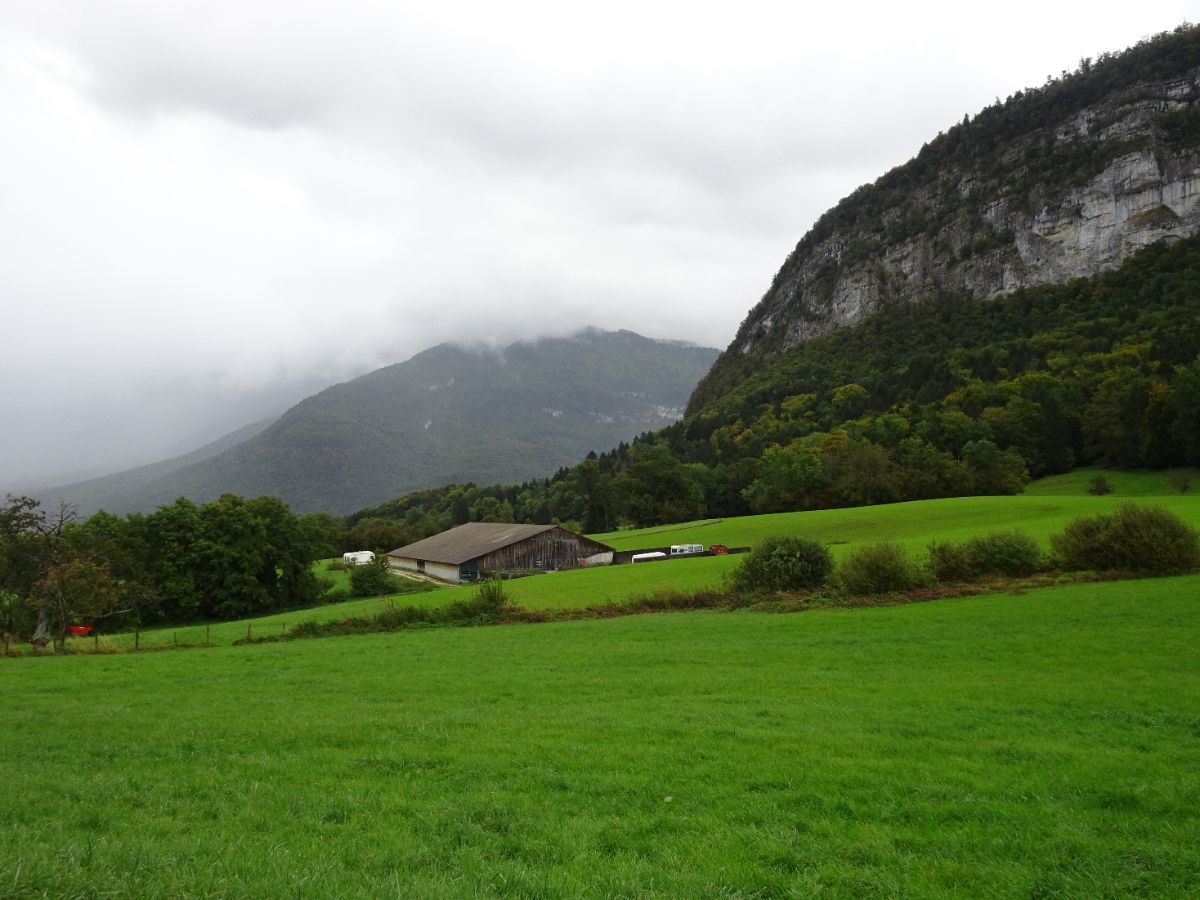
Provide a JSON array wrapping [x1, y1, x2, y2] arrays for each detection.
[[32, 559, 122, 652]]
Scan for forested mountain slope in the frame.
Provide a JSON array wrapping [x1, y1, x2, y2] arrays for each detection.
[[691, 25, 1200, 411], [344, 234, 1200, 540], [338, 30, 1200, 541], [46, 330, 715, 516]]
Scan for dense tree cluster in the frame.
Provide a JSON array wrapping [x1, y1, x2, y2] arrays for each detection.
[[0, 494, 325, 647]]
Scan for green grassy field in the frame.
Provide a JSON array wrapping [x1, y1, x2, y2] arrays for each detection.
[[91, 489, 1200, 650], [4, 576, 1198, 896], [314, 557, 353, 590], [590, 492, 1200, 552], [1022, 465, 1200, 497]]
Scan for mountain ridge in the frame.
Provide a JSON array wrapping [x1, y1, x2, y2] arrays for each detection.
[[44, 329, 717, 516], [33, 418, 277, 514]]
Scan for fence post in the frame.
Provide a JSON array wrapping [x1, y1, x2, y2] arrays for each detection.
[[135, 627, 139, 651], [206, 624, 210, 645], [93, 633, 98, 653], [247, 623, 252, 641], [281, 623, 286, 637], [173, 632, 177, 647]]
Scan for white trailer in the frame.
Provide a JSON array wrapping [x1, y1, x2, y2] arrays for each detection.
[[632, 551, 667, 563], [669, 544, 704, 555], [342, 550, 376, 566]]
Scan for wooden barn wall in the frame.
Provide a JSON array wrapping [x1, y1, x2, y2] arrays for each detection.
[[478, 528, 608, 573]]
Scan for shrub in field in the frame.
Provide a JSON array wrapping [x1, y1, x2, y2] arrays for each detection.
[[930, 530, 1043, 581], [321, 587, 351, 604], [927, 541, 974, 582], [1087, 474, 1114, 496], [1051, 504, 1200, 575], [348, 556, 400, 597], [729, 536, 833, 594], [438, 576, 512, 625], [968, 530, 1043, 576], [474, 575, 509, 610], [836, 542, 922, 596]]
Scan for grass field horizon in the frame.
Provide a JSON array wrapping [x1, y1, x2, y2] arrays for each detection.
[[60, 469, 1200, 651], [4, 576, 1198, 896]]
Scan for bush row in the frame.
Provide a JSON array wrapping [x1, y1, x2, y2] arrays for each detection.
[[288, 575, 512, 639], [280, 578, 746, 641], [732, 503, 1199, 597]]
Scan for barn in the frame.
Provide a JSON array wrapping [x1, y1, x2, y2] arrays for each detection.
[[387, 522, 614, 584]]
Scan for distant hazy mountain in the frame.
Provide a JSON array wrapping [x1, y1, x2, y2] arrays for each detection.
[[45, 329, 717, 515], [37, 418, 278, 516]]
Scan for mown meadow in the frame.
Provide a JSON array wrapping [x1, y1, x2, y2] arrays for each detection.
[[3, 576, 1198, 896]]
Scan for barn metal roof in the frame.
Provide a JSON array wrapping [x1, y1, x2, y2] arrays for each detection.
[[387, 522, 604, 566]]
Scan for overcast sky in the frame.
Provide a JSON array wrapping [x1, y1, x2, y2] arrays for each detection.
[[1, 1, 1194, 487]]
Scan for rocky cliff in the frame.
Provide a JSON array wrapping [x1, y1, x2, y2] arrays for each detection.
[[689, 27, 1200, 412]]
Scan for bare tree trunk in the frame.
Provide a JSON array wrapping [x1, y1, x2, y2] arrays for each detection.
[[30, 608, 50, 651]]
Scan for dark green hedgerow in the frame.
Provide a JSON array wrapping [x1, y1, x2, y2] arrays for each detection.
[[728, 536, 833, 594], [929, 530, 1045, 582], [242, 585, 754, 643], [1051, 503, 1200, 575], [835, 542, 925, 596]]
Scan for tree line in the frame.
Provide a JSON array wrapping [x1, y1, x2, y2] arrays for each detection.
[[0, 494, 330, 650]]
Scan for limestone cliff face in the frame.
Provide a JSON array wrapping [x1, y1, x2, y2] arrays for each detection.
[[690, 51, 1200, 412]]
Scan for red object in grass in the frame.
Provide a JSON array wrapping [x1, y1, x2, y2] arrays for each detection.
[[68, 624, 93, 636], [709, 544, 729, 555]]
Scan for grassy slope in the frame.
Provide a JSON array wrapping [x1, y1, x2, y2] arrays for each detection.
[[1023, 465, 1200, 497], [590, 487, 1200, 551], [102, 488, 1200, 649], [4, 577, 1198, 897]]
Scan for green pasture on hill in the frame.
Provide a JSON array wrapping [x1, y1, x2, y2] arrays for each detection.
[[589, 492, 1200, 552], [5, 576, 1199, 897], [85, 487, 1200, 650], [315, 558, 353, 591], [1022, 465, 1200, 497]]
